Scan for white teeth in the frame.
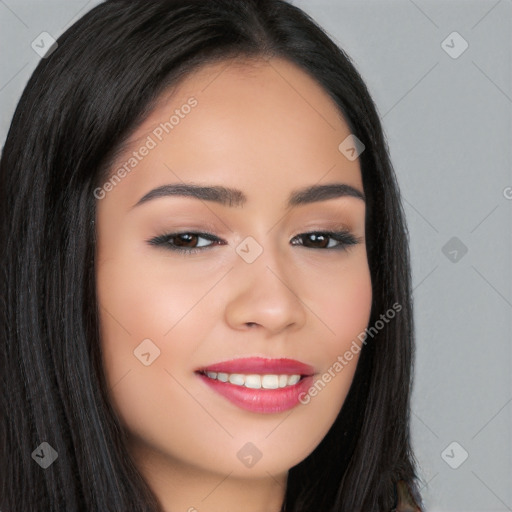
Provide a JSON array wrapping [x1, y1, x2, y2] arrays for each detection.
[[203, 371, 302, 389], [288, 375, 300, 385], [228, 374, 245, 386], [244, 374, 261, 389], [261, 375, 279, 389]]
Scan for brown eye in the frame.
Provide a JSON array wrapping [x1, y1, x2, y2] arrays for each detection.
[[147, 230, 359, 255], [147, 231, 224, 254], [291, 231, 360, 251], [300, 233, 330, 248], [172, 233, 199, 248]]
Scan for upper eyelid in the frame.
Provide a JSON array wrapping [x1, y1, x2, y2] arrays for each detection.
[[157, 224, 355, 236]]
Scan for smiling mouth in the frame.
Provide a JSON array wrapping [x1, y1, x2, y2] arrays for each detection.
[[194, 357, 315, 414], [197, 370, 305, 389]]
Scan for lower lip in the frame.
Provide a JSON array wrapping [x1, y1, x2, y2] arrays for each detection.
[[197, 373, 314, 414]]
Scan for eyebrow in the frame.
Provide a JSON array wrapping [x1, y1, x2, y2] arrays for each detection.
[[131, 182, 365, 209]]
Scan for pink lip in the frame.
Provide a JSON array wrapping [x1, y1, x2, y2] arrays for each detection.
[[196, 357, 315, 414], [196, 356, 315, 375]]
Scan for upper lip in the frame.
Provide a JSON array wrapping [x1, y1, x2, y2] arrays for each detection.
[[196, 357, 315, 376]]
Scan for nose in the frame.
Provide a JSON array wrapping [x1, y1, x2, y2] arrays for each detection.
[[224, 245, 307, 336]]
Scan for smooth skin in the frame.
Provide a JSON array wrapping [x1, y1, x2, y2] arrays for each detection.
[[96, 57, 372, 512]]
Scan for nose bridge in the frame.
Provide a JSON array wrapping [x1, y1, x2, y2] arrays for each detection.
[[224, 234, 307, 333]]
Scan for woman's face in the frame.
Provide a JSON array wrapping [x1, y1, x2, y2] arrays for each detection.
[[96, 56, 372, 497]]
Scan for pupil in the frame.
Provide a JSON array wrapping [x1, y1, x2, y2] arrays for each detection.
[[176, 233, 196, 247], [309, 233, 327, 248]]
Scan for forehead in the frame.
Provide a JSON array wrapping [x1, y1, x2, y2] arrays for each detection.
[[147, 57, 350, 139], [103, 56, 363, 208]]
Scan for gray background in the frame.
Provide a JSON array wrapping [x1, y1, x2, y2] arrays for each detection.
[[1, 0, 511, 510]]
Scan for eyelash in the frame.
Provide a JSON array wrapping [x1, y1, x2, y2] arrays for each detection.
[[147, 229, 361, 255]]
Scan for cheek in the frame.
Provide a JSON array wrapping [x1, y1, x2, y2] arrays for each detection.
[[96, 256, 216, 375], [95, 251, 208, 410], [96, 255, 221, 467], [97, 254, 208, 338], [309, 254, 373, 349], [300, 256, 372, 412]]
